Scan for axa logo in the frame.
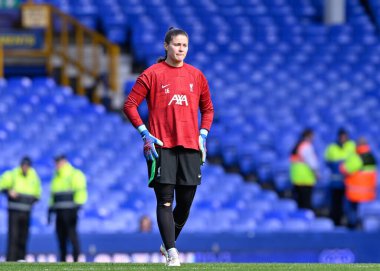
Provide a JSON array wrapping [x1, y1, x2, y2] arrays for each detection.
[[168, 94, 188, 106]]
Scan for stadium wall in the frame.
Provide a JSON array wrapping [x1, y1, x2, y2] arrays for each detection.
[[0, 232, 379, 263]]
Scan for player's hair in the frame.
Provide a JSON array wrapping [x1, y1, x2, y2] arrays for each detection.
[[157, 27, 189, 63]]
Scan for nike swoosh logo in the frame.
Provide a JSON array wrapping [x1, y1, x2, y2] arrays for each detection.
[[161, 84, 170, 88]]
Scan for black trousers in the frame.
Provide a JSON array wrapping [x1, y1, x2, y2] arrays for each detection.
[[329, 187, 345, 226], [55, 209, 80, 262], [7, 210, 30, 261], [293, 185, 313, 210], [347, 201, 360, 229]]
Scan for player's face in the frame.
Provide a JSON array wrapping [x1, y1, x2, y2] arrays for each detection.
[[164, 34, 188, 66]]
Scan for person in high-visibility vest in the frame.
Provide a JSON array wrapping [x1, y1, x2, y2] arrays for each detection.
[[290, 129, 319, 209], [48, 155, 87, 262], [340, 137, 377, 229], [0, 157, 41, 261], [324, 128, 356, 225]]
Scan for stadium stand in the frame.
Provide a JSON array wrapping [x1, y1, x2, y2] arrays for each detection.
[[2, 0, 380, 236], [367, 0, 380, 30], [0, 76, 343, 234]]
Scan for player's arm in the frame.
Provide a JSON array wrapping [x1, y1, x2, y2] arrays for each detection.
[[198, 73, 214, 131], [198, 74, 214, 165], [123, 73, 163, 160], [123, 74, 150, 128]]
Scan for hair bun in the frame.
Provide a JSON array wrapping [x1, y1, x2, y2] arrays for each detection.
[[168, 26, 175, 31]]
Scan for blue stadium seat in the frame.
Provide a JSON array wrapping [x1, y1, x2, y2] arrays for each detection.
[[245, 200, 272, 214], [362, 217, 380, 232], [272, 199, 298, 214], [289, 209, 315, 221], [358, 201, 380, 218], [282, 218, 310, 232], [256, 218, 283, 232], [309, 217, 335, 232]]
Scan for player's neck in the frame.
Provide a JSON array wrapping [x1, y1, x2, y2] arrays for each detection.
[[165, 59, 184, 67]]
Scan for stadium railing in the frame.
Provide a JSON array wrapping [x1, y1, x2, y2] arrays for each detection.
[[4, 1, 120, 102]]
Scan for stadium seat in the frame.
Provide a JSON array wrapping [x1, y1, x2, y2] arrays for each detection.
[[9, 0, 380, 234], [362, 217, 380, 232], [282, 218, 310, 232], [309, 217, 335, 232], [256, 218, 283, 232], [289, 209, 316, 221], [358, 201, 380, 218]]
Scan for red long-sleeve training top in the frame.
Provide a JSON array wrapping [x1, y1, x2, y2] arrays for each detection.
[[123, 61, 214, 151]]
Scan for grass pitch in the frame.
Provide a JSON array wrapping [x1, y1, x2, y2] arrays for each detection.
[[0, 263, 378, 271]]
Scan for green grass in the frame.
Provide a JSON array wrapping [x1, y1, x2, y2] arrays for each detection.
[[0, 263, 379, 271]]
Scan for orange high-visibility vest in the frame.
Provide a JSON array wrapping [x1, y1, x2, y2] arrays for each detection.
[[345, 170, 376, 203]]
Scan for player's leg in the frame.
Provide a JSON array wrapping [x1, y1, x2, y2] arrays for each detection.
[[158, 184, 196, 266], [153, 183, 176, 250], [173, 185, 197, 240], [154, 183, 181, 266], [174, 148, 201, 239], [150, 148, 184, 266]]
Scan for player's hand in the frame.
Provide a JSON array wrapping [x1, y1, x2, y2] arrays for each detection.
[[199, 129, 208, 165], [138, 125, 163, 161]]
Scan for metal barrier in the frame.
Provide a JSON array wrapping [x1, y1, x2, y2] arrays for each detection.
[[3, 2, 120, 102]]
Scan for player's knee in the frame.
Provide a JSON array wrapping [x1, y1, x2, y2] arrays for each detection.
[[158, 201, 172, 208]]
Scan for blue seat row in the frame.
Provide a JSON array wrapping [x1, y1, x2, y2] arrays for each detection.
[[6, 0, 380, 233], [0, 76, 341, 233]]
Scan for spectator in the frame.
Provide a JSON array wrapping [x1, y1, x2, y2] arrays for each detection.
[[0, 156, 41, 261], [123, 27, 214, 267], [340, 137, 377, 229], [324, 128, 356, 225], [48, 155, 87, 262], [139, 215, 153, 233], [290, 129, 319, 210]]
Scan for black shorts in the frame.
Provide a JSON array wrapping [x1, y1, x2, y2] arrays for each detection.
[[146, 147, 202, 188]]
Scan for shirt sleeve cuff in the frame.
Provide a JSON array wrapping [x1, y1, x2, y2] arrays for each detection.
[[137, 124, 147, 133], [200, 128, 209, 137]]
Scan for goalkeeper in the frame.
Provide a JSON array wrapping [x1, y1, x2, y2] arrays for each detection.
[[124, 27, 214, 267]]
